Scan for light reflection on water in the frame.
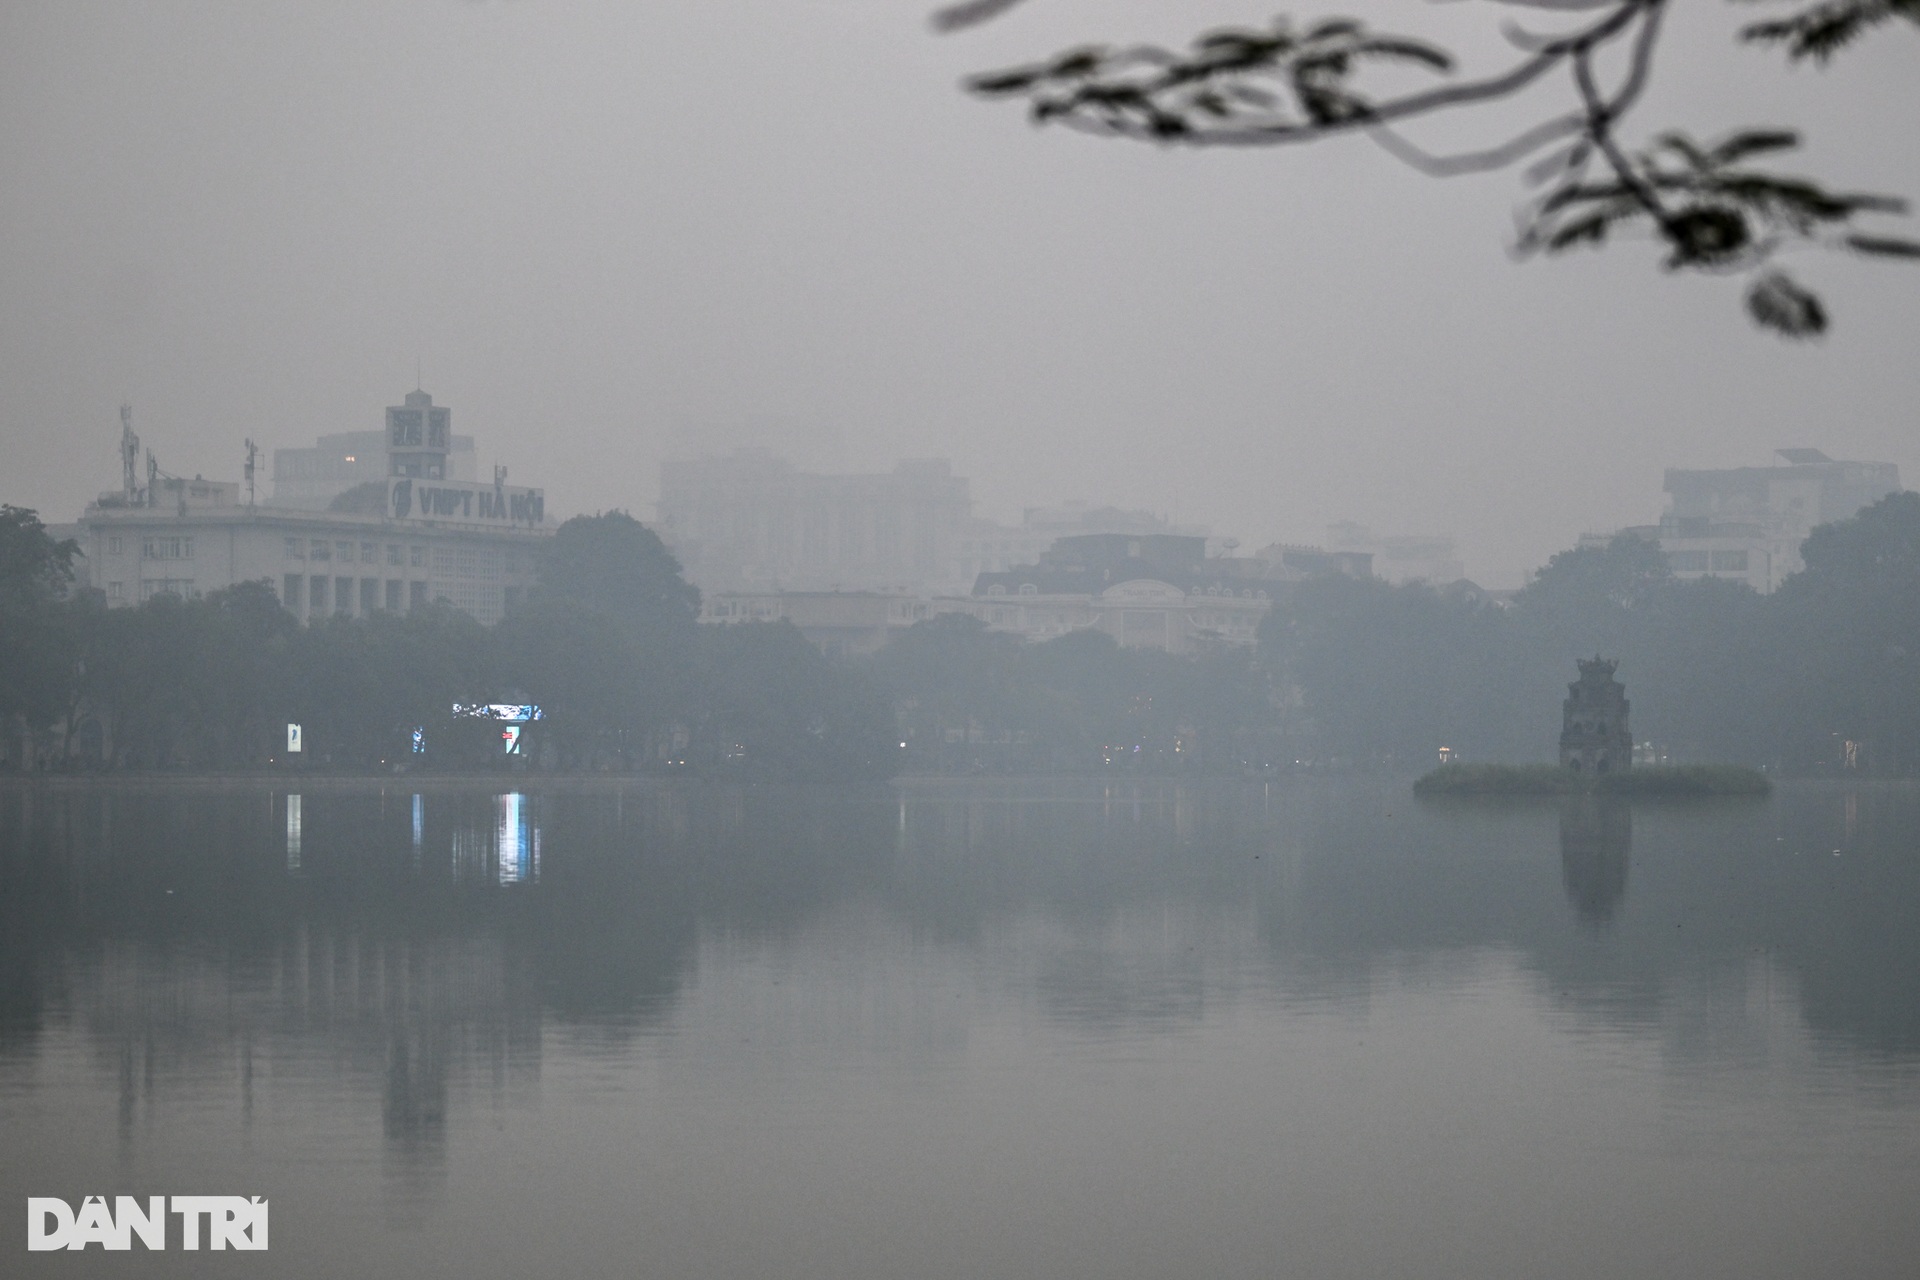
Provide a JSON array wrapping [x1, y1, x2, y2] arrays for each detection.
[[1, 779, 1918, 1279]]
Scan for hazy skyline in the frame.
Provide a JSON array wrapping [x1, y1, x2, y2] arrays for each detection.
[[3, 1, 1915, 586]]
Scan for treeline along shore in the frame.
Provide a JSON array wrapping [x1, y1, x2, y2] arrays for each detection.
[[4, 494, 1920, 779]]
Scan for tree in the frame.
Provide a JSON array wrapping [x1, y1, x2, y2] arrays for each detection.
[[1258, 574, 1524, 765], [0, 506, 77, 613], [1515, 531, 1672, 617], [535, 512, 700, 656], [493, 598, 658, 768], [940, 0, 1920, 336], [1769, 490, 1920, 769], [873, 613, 1031, 769], [694, 621, 899, 781], [0, 508, 82, 765]]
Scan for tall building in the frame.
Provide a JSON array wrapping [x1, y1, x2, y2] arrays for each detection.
[[659, 449, 1210, 597], [74, 392, 550, 626], [1592, 449, 1901, 593], [658, 450, 972, 594]]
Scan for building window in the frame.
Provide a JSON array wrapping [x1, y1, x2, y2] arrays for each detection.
[[1668, 550, 1709, 573], [311, 540, 330, 560], [1710, 550, 1749, 572], [310, 575, 328, 612], [386, 579, 402, 611], [1018, 583, 1037, 595], [361, 542, 377, 564], [107, 581, 123, 600], [387, 544, 402, 567], [141, 536, 193, 560], [409, 580, 427, 611], [360, 578, 377, 612], [283, 575, 302, 612], [107, 536, 123, 555], [139, 578, 197, 600], [335, 577, 352, 613], [410, 545, 425, 568], [335, 541, 353, 561], [285, 537, 302, 559]]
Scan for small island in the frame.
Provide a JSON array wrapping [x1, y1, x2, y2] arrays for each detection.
[[1413, 658, 1770, 798], [1413, 762, 1770, 798]]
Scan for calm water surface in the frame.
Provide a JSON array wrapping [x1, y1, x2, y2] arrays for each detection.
[[2, 778, 1917, 1278]]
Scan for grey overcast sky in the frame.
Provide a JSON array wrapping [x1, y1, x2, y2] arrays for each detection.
[[2, 1, 1915, 586]]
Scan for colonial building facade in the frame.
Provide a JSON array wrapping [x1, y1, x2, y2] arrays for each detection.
[[699, 532, 1372, 656], [73, 391, 550, 626]]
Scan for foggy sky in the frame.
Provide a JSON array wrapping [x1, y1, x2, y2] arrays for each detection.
[[3, 0, 1916, 586]]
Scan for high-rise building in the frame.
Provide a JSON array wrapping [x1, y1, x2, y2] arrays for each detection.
[[659, 450, 1212, 597], [1592, 449, 1901, 592], [658, 450, 974, 594]]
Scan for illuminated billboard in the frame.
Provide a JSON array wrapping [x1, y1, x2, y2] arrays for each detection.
[[451, 703, 544, 723]]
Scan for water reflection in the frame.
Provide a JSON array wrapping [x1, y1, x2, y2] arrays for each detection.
[[495, 792, 537, 885], [285, 792, 302, 871], [1558, 798, 1630, 924], [1, 779, 1918, 1275]]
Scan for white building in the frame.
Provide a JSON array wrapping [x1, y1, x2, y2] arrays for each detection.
[[74, 391, 551, 626], [1589, 448, 1901, 593]]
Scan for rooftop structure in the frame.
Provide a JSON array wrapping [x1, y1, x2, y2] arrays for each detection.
[[74, 392, 549, 626], [272, 423, 476, 510], [1325, 522, 1466, 586]]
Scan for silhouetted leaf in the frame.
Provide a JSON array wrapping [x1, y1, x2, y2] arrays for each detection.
[[969, 68, 1042, 95], [1353, 37, 1453, 72], [930, 0, 1031, 34], [1708, 129, 1801, 165], [1845, 233, 1920, 258], [1740, 0, 1918, 62], [1746, 270, 1828, 336], [1665, 206, 1751, 266]]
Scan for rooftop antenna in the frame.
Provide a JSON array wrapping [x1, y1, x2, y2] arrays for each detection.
[[119, 405, 140, 503], [244, 439, 258, 509], [145, 450, 159, 508], [415, 357, 422, 392]]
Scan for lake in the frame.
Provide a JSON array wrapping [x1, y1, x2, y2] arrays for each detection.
[[2, 777, 1917, 1278]]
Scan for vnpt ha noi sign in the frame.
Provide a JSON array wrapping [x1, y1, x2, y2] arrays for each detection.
[[389, 478, 544, 525]]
